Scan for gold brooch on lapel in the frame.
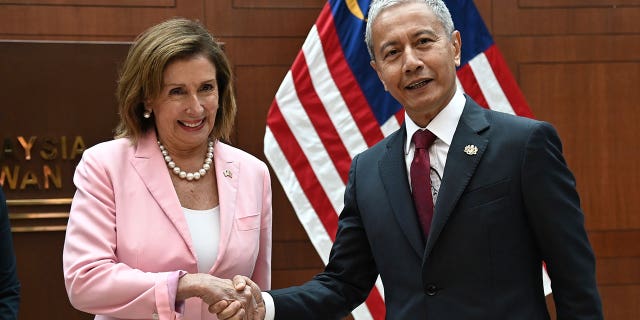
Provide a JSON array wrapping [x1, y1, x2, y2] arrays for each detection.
[[223, 169, 232, 178], [464, 145, 478, 156]]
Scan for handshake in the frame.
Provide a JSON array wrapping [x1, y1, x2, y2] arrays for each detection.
[[177, 273, 265, 320]]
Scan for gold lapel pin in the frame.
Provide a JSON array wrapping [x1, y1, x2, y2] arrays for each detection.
[[464, 145, 478, 156], [223, 169, 232, 178]]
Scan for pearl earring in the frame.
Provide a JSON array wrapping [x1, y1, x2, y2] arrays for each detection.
[[143, 110, 152, 119]]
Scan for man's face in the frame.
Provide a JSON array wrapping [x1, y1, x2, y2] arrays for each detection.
[[370, 2, 461, 127]]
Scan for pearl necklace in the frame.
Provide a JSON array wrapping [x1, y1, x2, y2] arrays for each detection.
[[158, 140, 214, 181]]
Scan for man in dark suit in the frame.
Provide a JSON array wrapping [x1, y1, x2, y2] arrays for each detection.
[[220, 0, 603, 319], [0, 188, 20, 319]]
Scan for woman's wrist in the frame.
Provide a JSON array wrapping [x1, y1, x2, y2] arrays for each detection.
[[176, 273, 205, 301]]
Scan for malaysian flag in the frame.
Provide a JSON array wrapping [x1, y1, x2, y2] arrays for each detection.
[[264, 1, 548, 319]]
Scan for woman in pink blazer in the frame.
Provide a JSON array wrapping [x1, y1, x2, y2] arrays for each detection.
[[63, 18, 271, 320]]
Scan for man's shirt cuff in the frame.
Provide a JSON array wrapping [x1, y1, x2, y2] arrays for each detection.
[[261, 292, 275, 320]]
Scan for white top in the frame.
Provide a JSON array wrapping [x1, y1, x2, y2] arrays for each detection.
[[183, 206, 220, 273]]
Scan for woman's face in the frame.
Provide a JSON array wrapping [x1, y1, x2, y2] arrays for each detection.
[[147, 55, 219, 152]]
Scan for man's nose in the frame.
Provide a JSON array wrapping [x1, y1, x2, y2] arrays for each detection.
[[404, 48, 424, 73]]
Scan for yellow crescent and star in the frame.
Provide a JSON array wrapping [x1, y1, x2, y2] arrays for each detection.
[[345, 0, 366, 20]]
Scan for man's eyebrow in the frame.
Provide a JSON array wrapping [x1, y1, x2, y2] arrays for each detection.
[[378, 40, 399, 56], [377, 29, 439, 55]]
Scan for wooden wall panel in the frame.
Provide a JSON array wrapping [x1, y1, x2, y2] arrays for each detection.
[[519, 0, 640, 8], [0, 41, 128, 200], [0, 0, 201, 40], [520, 62, 640, 231], [496, 35, 640, 77], [590, 230, 640, 319], [233, 66, 283, 159], [591, 231, 640, 257], [1, 40, 130, 319], [13, 232, 92, 319], [205, 0, 322, 37], [598, 286, 640, 319], [598, 257, 640, 284], [0, 0, 174, 6], [0, 0, 638, 319], [232, 0, 322, 9], [492, 2, 640, 36], [223, 38, 305, 66], [473, 0, 492, 31]]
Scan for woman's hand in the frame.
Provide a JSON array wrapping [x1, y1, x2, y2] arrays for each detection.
[[177, 273, 253, 319], [209, 275, 265, 320]]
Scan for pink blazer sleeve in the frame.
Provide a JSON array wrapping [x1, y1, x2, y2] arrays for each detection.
[[62, 141, 180, 320]]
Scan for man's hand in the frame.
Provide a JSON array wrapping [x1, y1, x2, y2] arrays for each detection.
[[210, 275, 265, 320], [242, 276, 265, 320]]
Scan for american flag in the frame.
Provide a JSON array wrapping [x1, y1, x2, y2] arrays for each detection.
[[264, 1, 549, 319]]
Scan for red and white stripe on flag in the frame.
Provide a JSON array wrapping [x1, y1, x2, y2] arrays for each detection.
[[264, 1, 548, 319]]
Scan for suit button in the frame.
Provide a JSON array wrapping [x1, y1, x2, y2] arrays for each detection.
[[425, 283, 439, 296]]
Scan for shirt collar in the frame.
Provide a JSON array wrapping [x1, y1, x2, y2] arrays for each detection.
[[404, 89, 466, 154]]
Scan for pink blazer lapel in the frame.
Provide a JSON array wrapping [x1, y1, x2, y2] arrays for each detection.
[[130, 132, 196, 258], [213, 141, 239, 267]]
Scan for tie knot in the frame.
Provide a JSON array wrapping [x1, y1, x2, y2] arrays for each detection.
[[412, 129, 436, 149]]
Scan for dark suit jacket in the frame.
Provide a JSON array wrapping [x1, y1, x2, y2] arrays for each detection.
[[0, 189, 20, 319], [270, 97, 603, 319]]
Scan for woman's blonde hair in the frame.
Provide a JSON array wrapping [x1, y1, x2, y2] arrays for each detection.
[[114, 18, 237, 143]]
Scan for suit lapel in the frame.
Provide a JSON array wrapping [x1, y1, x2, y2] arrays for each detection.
[[425, 98, 490, 258], [379, 127, 425, 257], [130, 131, 197, 258], [212, 141, 239, 267]]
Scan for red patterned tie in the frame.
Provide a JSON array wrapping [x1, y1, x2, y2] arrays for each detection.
[[410, 129, 437, 239]]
